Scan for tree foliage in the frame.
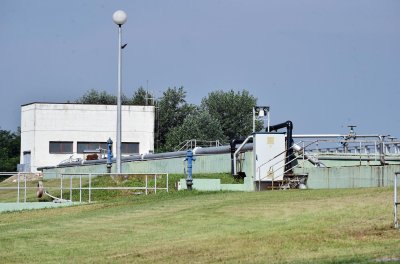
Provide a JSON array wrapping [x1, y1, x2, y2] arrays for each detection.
[[156, 87, 196, 151], [201, 90, 259, 140], [130, 86, 148, 105], [75, 87, 262, 152], [75, 88, 154, 106], [75, 89, 117, 104], [164, 111, 227, 151], [0, 128, 20, 173]]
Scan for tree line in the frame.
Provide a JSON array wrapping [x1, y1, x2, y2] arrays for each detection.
[[0, 87, 261, 172], [0, 129, 20, 174], [76, 87, 262, 152]]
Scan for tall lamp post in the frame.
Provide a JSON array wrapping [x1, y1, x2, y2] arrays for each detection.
[[112, 10, 127, 173]]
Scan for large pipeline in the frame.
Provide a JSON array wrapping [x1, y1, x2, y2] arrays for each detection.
[[266, 120, 294, 171], [230, 137, 253, 175], [39, 144, 254, 170]]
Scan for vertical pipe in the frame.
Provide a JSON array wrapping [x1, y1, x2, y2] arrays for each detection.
[[252, 107, 255, 133], [116, 25, 122, 173]]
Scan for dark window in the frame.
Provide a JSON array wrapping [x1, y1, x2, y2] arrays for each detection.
[[121, 142, 139, 154], [49, 141, 73, 154], [77, 142, 107, 153]]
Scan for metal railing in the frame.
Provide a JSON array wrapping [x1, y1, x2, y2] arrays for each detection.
[[0, 172, 40, 203], [0, 172, 168, 203], [256, 141, 317, 189], [255, 137, 400, 190], [174, 139, 223, 151], [59, 173, 169, 202]]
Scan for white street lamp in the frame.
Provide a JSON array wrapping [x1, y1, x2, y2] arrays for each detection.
[[113, 10, 127, 173], [253, 106, 270, 132]]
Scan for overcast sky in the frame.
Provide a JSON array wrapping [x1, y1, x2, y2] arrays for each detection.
[[1, 0, 399, 137]]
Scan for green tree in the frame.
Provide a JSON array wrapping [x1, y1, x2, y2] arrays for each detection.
[[129, 86, 154, 105], [201, 90, 261, 140], [75, 89, 117, 104], [0, 128, 21, 174], [164, 110, 227, 151], [75, 88, 156, 105], [156, 87, 196, 151]]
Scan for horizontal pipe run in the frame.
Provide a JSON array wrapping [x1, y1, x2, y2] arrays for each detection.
[[293, 134, 386, 139]]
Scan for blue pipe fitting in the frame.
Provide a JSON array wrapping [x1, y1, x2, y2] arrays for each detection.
[[184, 150, 196, 190], [107, 138, 113, 173]]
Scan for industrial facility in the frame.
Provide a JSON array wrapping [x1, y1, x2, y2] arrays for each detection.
[[37, 119, 400, 191]]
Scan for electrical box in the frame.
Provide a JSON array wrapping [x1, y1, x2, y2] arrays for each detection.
[[254, 133, 286, 182]]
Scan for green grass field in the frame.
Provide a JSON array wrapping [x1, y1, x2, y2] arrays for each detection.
[[0, 185, 399, 263]]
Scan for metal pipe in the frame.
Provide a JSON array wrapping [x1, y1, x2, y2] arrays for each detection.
[[267, 121, 294, 171], [233, 135, 253, 175], [293, 134, 386, 139], [252, 107, 255, 133]]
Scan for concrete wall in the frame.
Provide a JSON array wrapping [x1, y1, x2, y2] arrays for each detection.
[[295, 164, 400, 189], [42, 152, 256, 191], [21, 103, 155, 172], [41, 149, 400, 191]]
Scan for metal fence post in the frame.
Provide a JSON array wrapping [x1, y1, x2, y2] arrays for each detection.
[[17, 172, 20, 203], [166, 173, 169, 193], [70, 175, 73, 202], [145, 175, 148, 195], [395, 172, 399, 229], [79, 174, 82, 203], [24, 173, 27, 203], [154, 174, 157, 194], [60, 174, 63, 200], [89, 173, 91, 203]]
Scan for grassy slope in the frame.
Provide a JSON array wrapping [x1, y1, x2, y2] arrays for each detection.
[[0, 188, 399, 263]]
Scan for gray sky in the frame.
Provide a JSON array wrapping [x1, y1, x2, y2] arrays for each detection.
[[1, 0, 399, 137]]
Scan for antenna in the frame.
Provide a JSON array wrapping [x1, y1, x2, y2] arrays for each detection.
[[146, 80, 149, 106]]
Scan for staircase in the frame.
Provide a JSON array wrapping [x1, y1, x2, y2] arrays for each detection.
[[255, 141, 322, 190]]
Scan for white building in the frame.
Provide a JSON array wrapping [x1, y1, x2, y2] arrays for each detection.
[[20, 103, 155, 172]]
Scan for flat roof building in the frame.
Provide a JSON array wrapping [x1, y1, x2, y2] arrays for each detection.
[[20, 103, 155, 172]]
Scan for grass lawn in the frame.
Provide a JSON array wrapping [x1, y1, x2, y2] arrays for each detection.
[[0, 187, 399, 263]]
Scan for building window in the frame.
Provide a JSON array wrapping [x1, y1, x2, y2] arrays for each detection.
[[49, 141, 73, 154], [77, 142, 107, 153], [122, 142, 139, 154]]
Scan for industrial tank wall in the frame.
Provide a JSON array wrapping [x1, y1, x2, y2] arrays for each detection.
[[296, 164, 400, 189], [43, 152, 254, 182]]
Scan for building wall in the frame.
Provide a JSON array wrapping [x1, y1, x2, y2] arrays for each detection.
[[20, 103, 155, 172]]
